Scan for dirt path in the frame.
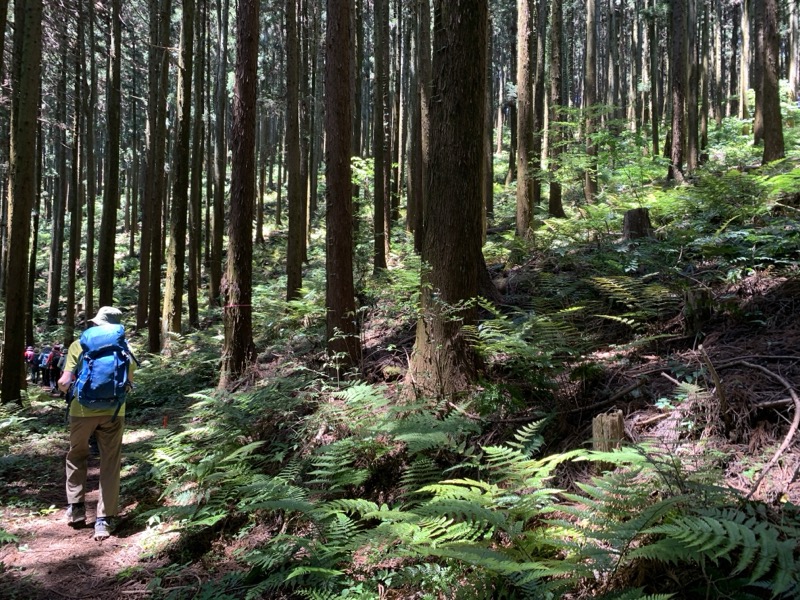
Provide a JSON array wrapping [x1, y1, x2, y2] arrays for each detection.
[[0, 404, 174, 599]]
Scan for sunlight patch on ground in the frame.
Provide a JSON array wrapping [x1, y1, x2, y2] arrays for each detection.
[[124, 429, 157, 444]]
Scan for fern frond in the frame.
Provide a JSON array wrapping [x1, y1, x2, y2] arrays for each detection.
[[399, 456, 445, 499], [318, 498, 379, 518]]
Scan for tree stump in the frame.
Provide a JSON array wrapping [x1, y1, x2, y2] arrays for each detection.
[[622, 207, 654, 240], [592, 410, 626, 472], [683, 288, 713, 336]]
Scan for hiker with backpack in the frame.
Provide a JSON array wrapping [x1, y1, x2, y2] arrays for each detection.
[[48, 344, 63, 394], [39, 346, 51, 388], [24, 346, 37, 382], [57, 306, 137, 540]]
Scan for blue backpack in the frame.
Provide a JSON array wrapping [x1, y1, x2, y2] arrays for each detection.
[[74, 324, 137, 418]]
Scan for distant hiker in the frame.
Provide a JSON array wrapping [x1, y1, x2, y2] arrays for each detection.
[[24, 346, 36, 382], [29, 347, 41, 383], [39, 346, 52, 388], [58, 306, 137, 540], [48, 344, 63, 394]]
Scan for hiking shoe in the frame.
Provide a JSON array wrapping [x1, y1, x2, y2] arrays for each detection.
[[94, 517, 112, 540], [66, 503, 85, 527]]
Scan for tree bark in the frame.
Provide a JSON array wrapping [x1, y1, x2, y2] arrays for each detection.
[[146, 0, 173, 351], [548, 0, 566, 218], [84, 0, 97, 321], [761, 0, 784, 163], [48, 33, 68, 326], [27, 125, 43, 346], [686, 0, 699, 173], [220, 0, 258, 387], [325, 0, 361, 371], [1, 0, 42, 403], [515, 0, 534, 238], [66, 8, 84, 343], [669, 0, 686, 182], [414, 0, 431, 253], [373, 0, 389, 272], [584, 0, 598, 202], [188, 0, 206, 328], [753, 0, 764, 144], [531, 0, 546, 208], [98, 0, 122, 307], [163, 0, 195, 341], [409, 0, 487, 398], [286, 0, 304, 300], [739, 0, 750, 119], [210, 0, 229, 307]]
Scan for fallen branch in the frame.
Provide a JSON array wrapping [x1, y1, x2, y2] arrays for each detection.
[[719, 360, 800, 500]]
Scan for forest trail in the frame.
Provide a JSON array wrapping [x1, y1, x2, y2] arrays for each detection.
[[0, 406, 174, 599]]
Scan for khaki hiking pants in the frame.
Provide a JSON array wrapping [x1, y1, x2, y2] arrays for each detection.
[[65, 415, 124, 518]]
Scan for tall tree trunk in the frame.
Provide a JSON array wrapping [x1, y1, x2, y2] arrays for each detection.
[[163, 0, 194, 341], [407, 2, 421, 243], [220, 0, 258, 387], [409, 0, 486, 398], [415, 0, 431, 253], [1, 0, 42, 403], [275, 125, 284, 227], [299, 0, 311, 256], [98, 0, 122, 307], [147, 0, 173, 351], [761, 0, 784, 163], [286, 0, 304, 300], [739, 0, 750, 119], [584, 0, 598, 202], [84, 0, 97, 321], [713, 0, 723, 126], [325, 0, 361, 371], [729, 2, 740, 117], [210, 0, 229, 307], [789, 0, 799, 103], [0, 0, 11, 294], [256, 112, 266, 244], [66, 7, 84, 343], [686, 0, 699, 172], [188, 0, 206, 328], [548, 0, 566, 218], [700, 0, 709, 148], [515, 0, 534, 238], [531, 0, 546, 207], [373, 0, 389, 271], [308, 2, 323, 220], [351, 0, 364, 238], [669, 0, 687, 182], [26, 123, 44, 346], [483, 12, 493, 224], [48, 43, 68, 326], [752, 0, 764, 144]]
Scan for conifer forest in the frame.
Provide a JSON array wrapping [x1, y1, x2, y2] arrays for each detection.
[[1, 0, 800, 597]]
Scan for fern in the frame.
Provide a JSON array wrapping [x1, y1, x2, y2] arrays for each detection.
[[0, 528, 18, 545], [630, 509, 799, 596]]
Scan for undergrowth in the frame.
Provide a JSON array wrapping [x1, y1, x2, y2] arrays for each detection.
[[138, 145, 800, 598], [7, 113, 800, 599]]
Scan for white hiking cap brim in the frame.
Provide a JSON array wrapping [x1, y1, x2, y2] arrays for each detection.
[[89, 306, 122, 325]]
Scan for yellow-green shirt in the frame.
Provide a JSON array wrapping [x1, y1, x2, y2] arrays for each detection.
[[65, 338, 135, 418]]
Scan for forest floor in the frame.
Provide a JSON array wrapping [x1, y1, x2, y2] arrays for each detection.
[[0, 268, 798, 599], [0, 401, 174, 599]]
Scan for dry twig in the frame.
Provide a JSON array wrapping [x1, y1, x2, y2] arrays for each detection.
[[719, 360, 800, 500]]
